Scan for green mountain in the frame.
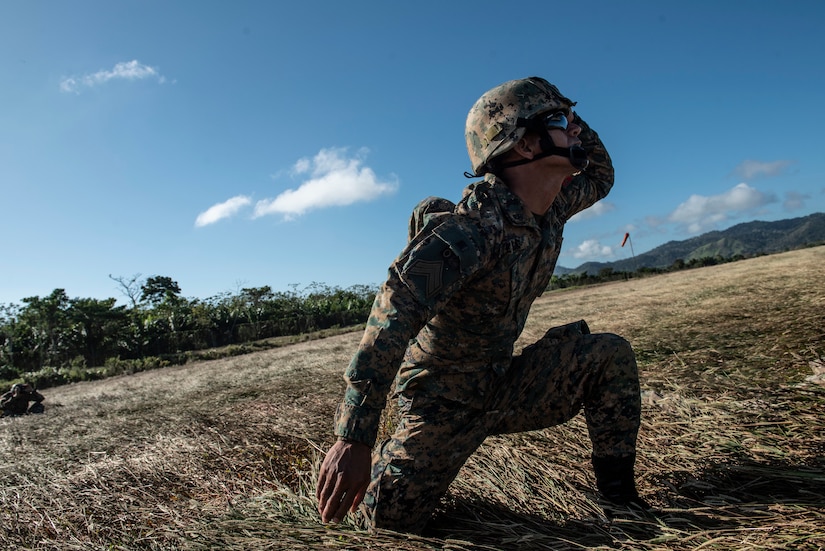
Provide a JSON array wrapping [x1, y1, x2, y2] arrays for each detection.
[[557, 212, 825, 276]]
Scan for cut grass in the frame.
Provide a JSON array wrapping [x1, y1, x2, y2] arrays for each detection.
[[1, 246, 823, 550]]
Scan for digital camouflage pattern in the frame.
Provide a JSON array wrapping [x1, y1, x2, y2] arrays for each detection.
[[465, 76, 575, 175], [362, 322, 640, 533], [332, 101, 639, 532]]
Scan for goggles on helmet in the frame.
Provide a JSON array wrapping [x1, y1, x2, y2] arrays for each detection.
[[542, 110, 571, 131], [517, 109, 572, 133]]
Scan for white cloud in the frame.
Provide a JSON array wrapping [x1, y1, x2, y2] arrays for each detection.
[[292, 157, 311, 175], [668, 183, 777, 234], [568, 200, 615, 222], [195, 195, 252, 227], [193, 149, 396, 227], [571, 239, 614, 259], [253, 147, 398, 219], [733, 159, 794, 180], [60, 60, 166, 93]]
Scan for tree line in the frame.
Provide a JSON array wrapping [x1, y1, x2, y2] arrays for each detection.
[[0, 275, 377, 389], [548, 253, 752, 290], [0, 252, 768, 390]]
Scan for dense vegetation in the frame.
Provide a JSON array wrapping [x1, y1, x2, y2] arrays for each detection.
[[0, 275, 376, 389]]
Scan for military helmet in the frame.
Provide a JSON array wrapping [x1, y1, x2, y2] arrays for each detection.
[[465, 77, 575, 175]]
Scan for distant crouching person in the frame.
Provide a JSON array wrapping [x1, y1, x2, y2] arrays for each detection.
[[1, 383, 45, 417]]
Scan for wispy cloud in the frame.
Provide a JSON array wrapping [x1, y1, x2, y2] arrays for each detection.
[[668, 183, 777, 234], [571, 239, 614, 259], [253, 147, 398, 220], [195, 196, 252, 228], [783, 191, 810, 211], [568, 200, 615, 222], [732, 159, 794, 180], [60, 60, 166, 93]]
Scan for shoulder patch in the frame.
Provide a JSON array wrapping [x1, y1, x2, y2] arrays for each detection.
[[399, 218, 482, 302], [402, 234, 459, 299]]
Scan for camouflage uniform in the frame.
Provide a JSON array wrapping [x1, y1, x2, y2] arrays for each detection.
[[333, 99, 641, 533], [1, 384, 45, 417]]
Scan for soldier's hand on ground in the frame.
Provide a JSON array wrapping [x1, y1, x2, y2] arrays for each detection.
[[316, 439, 372, 524]]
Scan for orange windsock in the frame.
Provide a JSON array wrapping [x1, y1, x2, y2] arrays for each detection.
[[621, 232, 630, 247]]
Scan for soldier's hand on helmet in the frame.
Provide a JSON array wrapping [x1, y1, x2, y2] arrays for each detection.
[[316, 439, 372, 524]]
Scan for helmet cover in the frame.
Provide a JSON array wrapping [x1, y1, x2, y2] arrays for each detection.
[[465, 77, 574, 175]]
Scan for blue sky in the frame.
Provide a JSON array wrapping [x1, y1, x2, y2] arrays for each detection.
[[2, 1, 824, 306]]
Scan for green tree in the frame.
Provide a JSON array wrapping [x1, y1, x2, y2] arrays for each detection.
[[0, 303, 22, 378], [141, 276, 182, 306], [17, 289, 72, 369], [67, 297, 129, 367], [203, 293, 242, 347], [240, 286, 275, 339], [598, 267, 615, 279]]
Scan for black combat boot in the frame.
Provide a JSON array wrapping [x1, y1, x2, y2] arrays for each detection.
[[592, 453, 651, 511]]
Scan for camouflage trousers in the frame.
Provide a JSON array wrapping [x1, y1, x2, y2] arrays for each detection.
[[362, 320, 641, 534]]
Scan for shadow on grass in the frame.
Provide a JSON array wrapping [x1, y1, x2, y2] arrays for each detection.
[[424, 497, 657, 550], [673, 457, 825, 508], [416, 457, 825, 550]]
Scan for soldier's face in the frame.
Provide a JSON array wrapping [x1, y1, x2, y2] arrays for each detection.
[[546, 112, 581, 150]]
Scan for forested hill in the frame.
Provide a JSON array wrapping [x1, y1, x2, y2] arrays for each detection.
[[557, 212, 825, 276]]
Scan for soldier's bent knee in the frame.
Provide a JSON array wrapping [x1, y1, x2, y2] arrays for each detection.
[[364, 458, 434, 534]]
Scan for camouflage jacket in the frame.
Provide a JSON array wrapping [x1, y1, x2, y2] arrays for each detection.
[[335, 115, 614, 446]]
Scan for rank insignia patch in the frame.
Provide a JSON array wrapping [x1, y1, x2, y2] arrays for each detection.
[[406, 259, 445, 298]]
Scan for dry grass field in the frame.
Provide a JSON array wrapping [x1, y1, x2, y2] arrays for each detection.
[[2, 246, 823, 550]]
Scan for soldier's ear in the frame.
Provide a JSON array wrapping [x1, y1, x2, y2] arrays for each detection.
[[512, 132, 541, 159]]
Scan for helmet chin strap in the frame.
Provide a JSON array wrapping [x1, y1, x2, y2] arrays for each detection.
[[496, 131, 589, 172], [531, 143, 590, 171]]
